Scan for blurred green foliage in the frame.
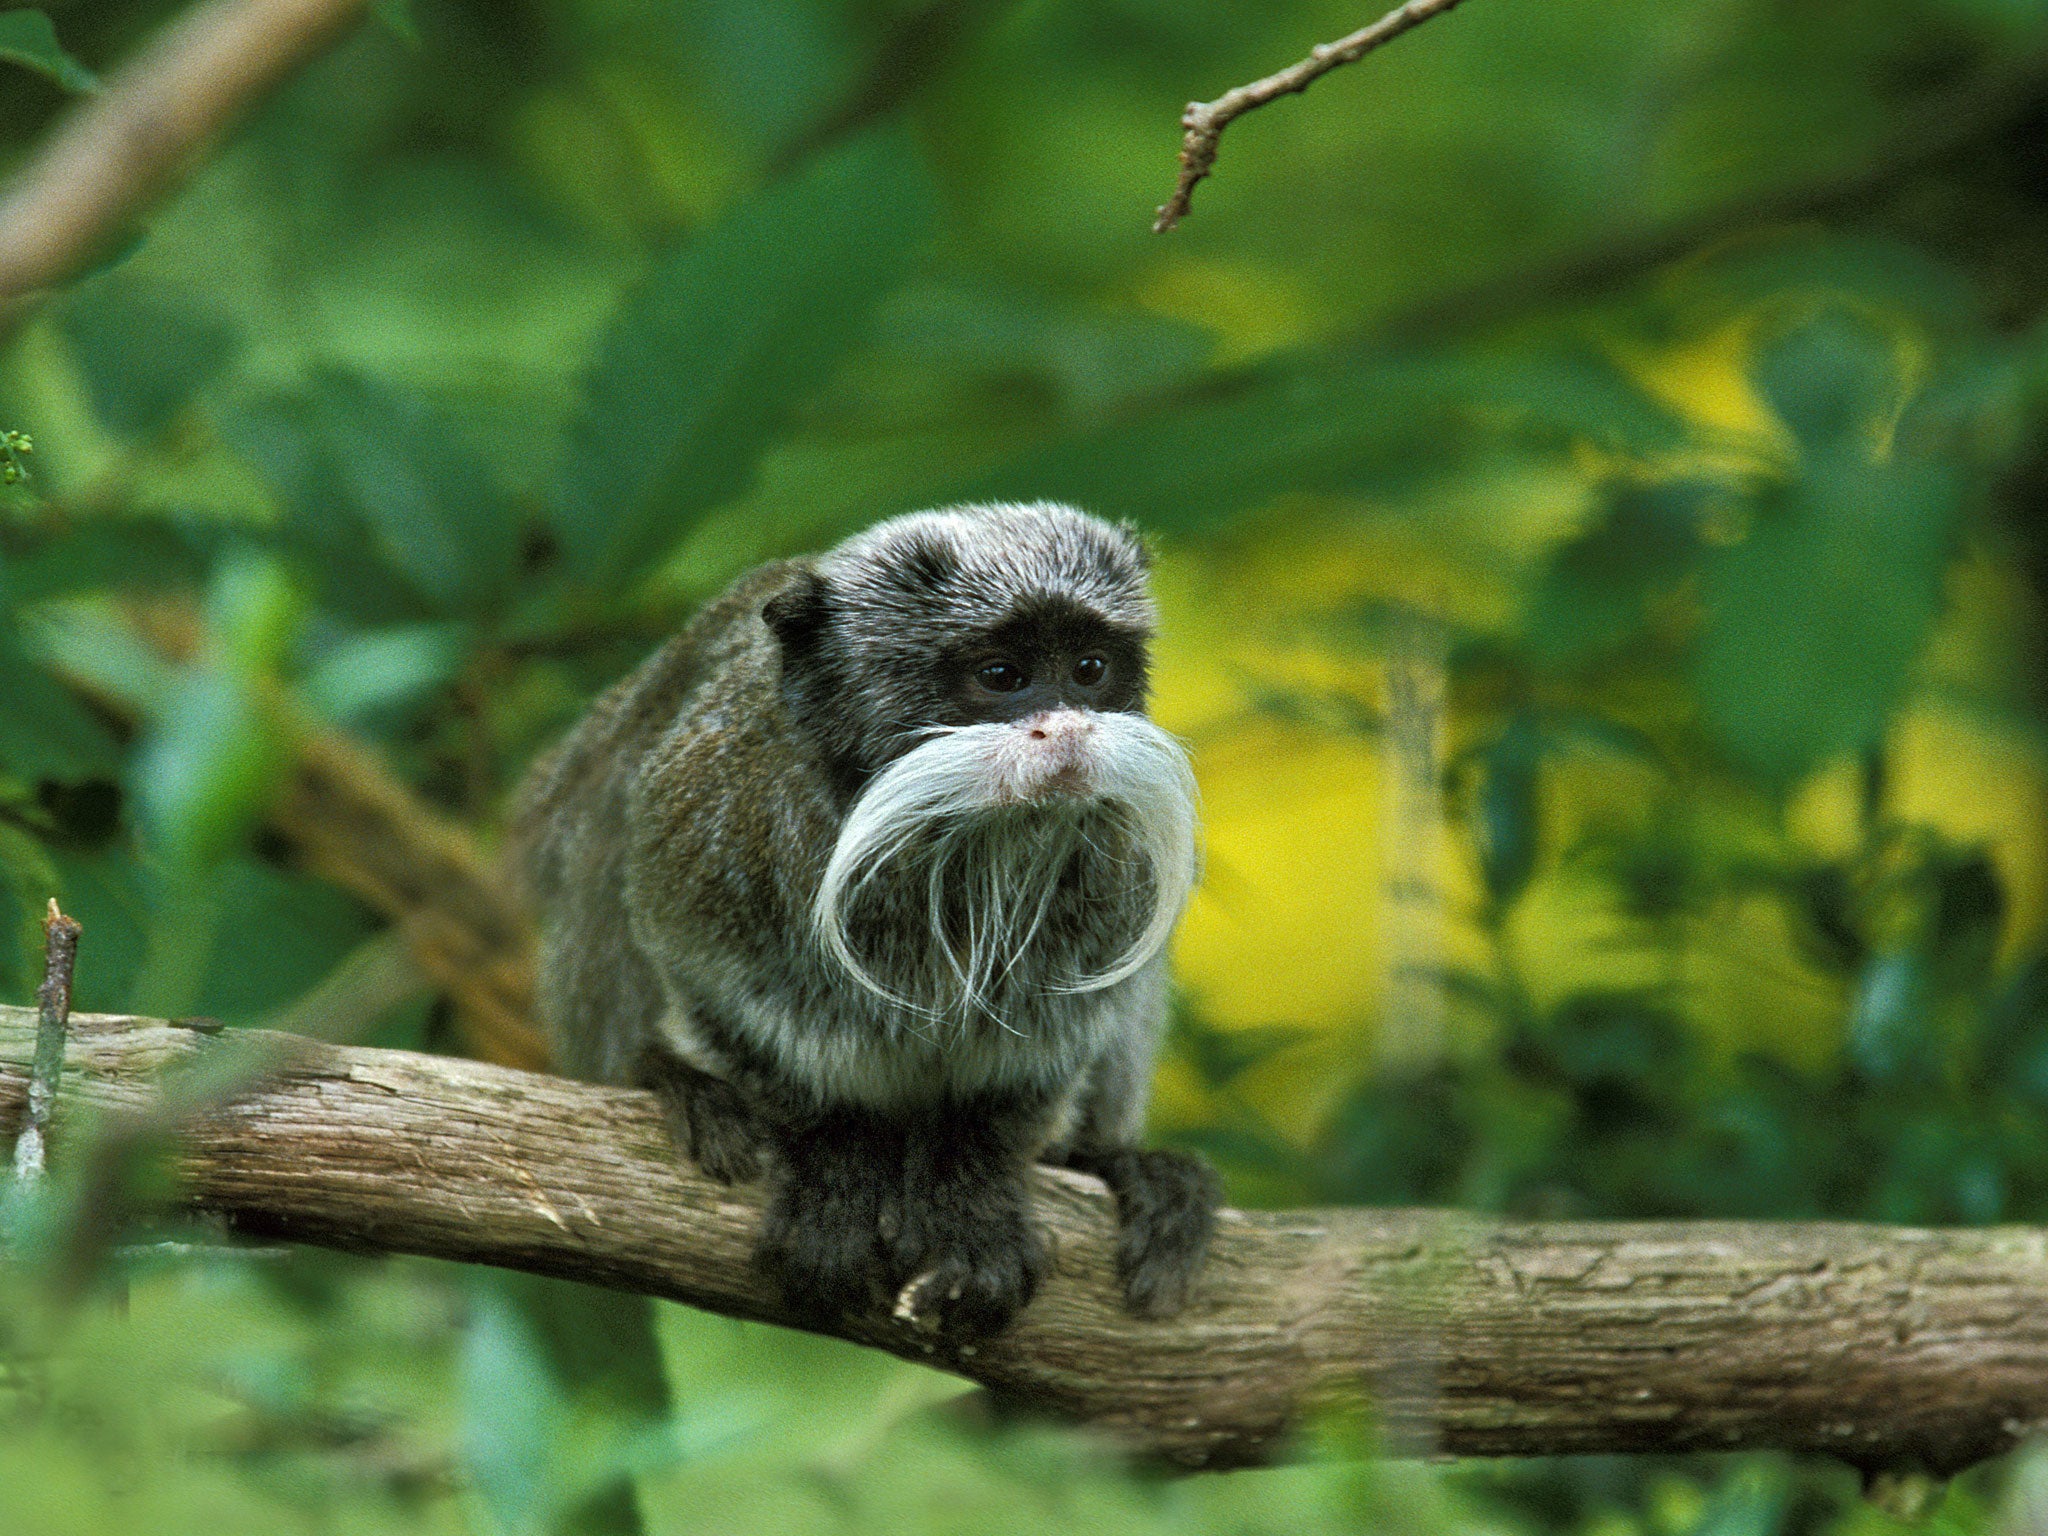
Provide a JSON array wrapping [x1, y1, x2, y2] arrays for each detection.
[[0, 9, 93, 93], [3, 0, 2048, 1532]]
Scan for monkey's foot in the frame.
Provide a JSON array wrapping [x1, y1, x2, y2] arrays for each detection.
[[634, 1047, 765, 1184], [1065, 1146, 1219, 1319], [757, 1140, 891, 1324]]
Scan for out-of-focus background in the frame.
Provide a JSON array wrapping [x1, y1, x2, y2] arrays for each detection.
[[2, 0, 2046, 1531]]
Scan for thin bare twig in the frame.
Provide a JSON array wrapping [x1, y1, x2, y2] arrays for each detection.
[[10, 900, 82, 1184], [0, 0, 373, 328], [1155, 0, 1478, 233]]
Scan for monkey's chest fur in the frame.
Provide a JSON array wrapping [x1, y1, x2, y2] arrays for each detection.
[[625, 694, 1159, 1114]]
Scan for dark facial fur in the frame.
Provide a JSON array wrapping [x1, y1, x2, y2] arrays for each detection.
[[515, 502, 1218, 1339], [764, 504, 1155, 796]]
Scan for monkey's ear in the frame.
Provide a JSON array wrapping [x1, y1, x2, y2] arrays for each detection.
[[762, 569, 830, 656]]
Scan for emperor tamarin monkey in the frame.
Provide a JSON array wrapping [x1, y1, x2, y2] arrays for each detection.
[[515, 502, 1219, 1338]]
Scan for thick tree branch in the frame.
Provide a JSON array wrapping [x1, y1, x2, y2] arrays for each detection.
[[5, 1006, 2046, 1473], [0, 0, 372, 326], [1155, 0, 1478, 233]]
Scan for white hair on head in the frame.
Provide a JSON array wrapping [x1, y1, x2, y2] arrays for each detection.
[[814, 711, 1199, 1020]]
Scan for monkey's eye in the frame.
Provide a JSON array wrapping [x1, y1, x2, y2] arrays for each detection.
[[1071, 655, 1108, 688], [974, 661, 1030, 694]]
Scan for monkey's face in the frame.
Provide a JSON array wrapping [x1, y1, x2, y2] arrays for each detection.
[[943, 589, 1154, 804], [764, 502, 1159, 791], [771, 503, 1200, 1007]]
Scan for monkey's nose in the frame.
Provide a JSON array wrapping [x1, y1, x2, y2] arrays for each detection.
[[1027, 711, 1094, 743]]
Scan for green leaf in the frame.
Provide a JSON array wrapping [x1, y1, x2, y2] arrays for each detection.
[[1692, 1463, 1793, 1536], [1848, 951, 1936, 1084], [132, 552, 299, 871], [223, 395, 436, 628], [227, 377, 520, 625], [0, 819, 59, 994], [1471, 719, 1542, 909], [1752, 307, 1901, 451], [303, 623, 466, 724], [371, 0, 420, 46], [550, 127, 936, 588], [1655, 234, 1979, 341], [645, 0, 862, 159], [458, 1289, 570, 1536], [203, 545, 302, 677], [1786, 862, 1866, 974], [0, 518, 213, 603], [0, 628, 121, 780], [44, 845, 151, 1011], [1987, 954, 2048, 1099], [1171, 1016, 1316, 1090], [1933, 0, 2048, 36], [60, 280, 237, 438], [184, 859, 381, 1026], [1482, 347, 1696, 459], [1541, 991, 1694, 1094], [1926, 850, 2005, 992], [962, 358, 1435, 532], [307, 371, 522, 619], [17, 604, 178, 719], [1695, 450, 1956, 788], [878, 280, 1214, 414], [0, 10, 95, 92], [1527, 480, 1710, 663], [132, 668, 290, 872]]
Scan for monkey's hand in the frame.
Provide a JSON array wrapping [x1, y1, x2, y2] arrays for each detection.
[[884, 1120, 1048, 1341], [1061, 1146, 1219, 1319], [634, 1046, 766, 1184]]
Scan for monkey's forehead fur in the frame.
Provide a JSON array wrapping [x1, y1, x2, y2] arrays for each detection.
[[817, 503, 1155, 633]]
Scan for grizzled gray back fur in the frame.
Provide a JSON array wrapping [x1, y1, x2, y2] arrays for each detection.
[[514, 502, 1191, 1140], [513, 564, 778, 1086]]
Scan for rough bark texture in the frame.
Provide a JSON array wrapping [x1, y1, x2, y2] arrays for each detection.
[[5, 1005, 2047, 1472]]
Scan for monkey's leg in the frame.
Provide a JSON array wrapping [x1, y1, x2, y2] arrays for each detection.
[[756, 1106, 903, 1325], [1058, 1146, 1219, 1319], [633, 1044, 764, 1184], [885, 1098, 1050, 1340]]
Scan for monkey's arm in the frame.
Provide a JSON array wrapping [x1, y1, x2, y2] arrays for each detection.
[[1055, 1145, 1219, 1319], [1046, 962, 1220, 1318]]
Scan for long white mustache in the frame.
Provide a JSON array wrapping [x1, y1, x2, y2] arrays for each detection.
[[814, 712, 1199, 1017]]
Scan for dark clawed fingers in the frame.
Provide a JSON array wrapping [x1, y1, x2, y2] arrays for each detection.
[[1065, 1145, 1219, 1319]]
